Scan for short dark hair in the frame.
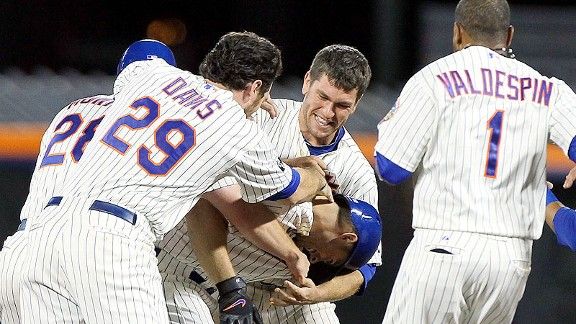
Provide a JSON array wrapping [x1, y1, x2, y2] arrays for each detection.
[[334, 193, 355, 231], [199, 31, 282, 94], [455, 0, 510, 45], [308, 45, 371, 102]]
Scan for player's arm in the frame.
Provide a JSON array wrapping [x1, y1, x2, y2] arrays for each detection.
[[549, 81, 576, 164], [545, 186, 576, 251], [198, 184, 310, 284], [374, 72, 436, 184], [270, 262, 377, 306]]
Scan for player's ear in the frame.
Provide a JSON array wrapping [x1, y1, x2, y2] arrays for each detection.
[[452, 22, 463, 51], [506, 25, 514, 48], [243, 80, 263, 103], [302, 71, 312, 95], [339, 232, 358, 244]]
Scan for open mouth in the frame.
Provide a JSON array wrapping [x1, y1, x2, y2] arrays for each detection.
[[314, 114, 332, 127]]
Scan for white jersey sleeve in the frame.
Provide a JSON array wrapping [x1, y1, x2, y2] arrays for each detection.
[[549, 79, 576, 154], [228, 129, 293, 203], [375, 72, 437, 172]]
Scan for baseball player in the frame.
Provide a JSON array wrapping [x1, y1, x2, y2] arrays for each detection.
[[159, 44, 381, 323], [375, 0, 576, 323], [0, 39, 177, 324], [19, 32, 330, 324], [159, 192, 381, 324]]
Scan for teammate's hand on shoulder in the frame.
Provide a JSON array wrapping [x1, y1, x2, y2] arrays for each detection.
[[260, 92, 278, 119], [216, 276, 263, 324], [283, 156, 327, 176], [270, 278, 319, 306]]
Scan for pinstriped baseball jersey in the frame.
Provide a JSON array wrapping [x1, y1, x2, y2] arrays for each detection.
[[0, 95, 113, 324], [376, 46, 576, 240], [20, 60, 297, 324], [55, 59, 294, 237], [158, 98, 380, 280], [158, 98, 380, 323]]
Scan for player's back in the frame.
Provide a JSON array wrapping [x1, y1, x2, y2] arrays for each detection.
[[19, 94, 114, 222], [393, 45, 576, 239], [63, 59, 276, 236]]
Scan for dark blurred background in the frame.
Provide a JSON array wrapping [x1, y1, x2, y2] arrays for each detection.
[[1, 0, 576, 323]]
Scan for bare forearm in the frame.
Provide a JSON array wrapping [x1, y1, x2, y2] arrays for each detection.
[[314, 270, 364, 302], [185, 199, 236, 283], [203, 184, 309, 283], [546, 201, 563, 232]]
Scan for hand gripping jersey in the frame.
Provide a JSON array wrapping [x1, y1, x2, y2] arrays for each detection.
[[157, 98, 381, 324]]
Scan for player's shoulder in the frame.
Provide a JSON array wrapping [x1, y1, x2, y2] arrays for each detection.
[[331, 128, 373, 165], [272, 98, 302, 110], [114, 59, 197, 94], [271, 98, 302, 119]]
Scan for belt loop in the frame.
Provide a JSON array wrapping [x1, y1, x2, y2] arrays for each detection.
[[17, 219, 27, 231]]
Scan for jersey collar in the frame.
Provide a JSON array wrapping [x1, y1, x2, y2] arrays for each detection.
[[306, 128, 345, 156]]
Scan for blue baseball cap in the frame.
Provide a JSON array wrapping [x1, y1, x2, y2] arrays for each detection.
[[342, 196, 382, 270], [117, 39, 176, 75]]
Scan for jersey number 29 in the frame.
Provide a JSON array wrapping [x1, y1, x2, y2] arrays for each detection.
[[101, 96, 196, 176]]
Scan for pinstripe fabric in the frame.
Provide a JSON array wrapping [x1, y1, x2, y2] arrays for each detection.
[[158, 99, 379, 323], [0, 95, 113, 324], [19, 60, 297, 323], [21, 198, 167, 324], [383, 230, 531, 324], [163, 275, 217, 324], [376, 46, 576, 240], [375, 46, 576, 323]]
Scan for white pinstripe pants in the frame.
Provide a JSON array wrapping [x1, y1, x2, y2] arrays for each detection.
[[19, 200, 169, 324], [383, 229, 532, 324], [0, 230, 27, 324], [162, 277, 340, 324]]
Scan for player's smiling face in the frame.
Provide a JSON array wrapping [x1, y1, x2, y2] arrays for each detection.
[[294, 199, 356, 267], [296, 232, 353, 267], [299, 73, 358, 146]]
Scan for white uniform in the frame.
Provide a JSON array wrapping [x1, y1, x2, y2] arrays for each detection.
[[158, 99, 380, 323], [0, 95, 113, 324], [19, 59, 296, 324], [376, 46, 576, 323]]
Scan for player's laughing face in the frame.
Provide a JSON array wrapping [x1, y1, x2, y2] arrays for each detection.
[[296, 231, 353, 267], [300, 73, 358, 146], [294, 200, 356, 267]]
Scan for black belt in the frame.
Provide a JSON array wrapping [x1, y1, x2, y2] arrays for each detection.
[[17, 219, 27, 231], [45, 197, 137, 225]]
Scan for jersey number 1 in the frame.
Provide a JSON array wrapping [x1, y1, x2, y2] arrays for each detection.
[[484, 110, 504, 178]]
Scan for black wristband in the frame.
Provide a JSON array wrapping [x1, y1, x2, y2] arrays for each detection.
[[216, 276, 246, 295]]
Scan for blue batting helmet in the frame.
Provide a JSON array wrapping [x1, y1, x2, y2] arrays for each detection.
[[117, 39, 176, 75], [342, 196, 382, 270]]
